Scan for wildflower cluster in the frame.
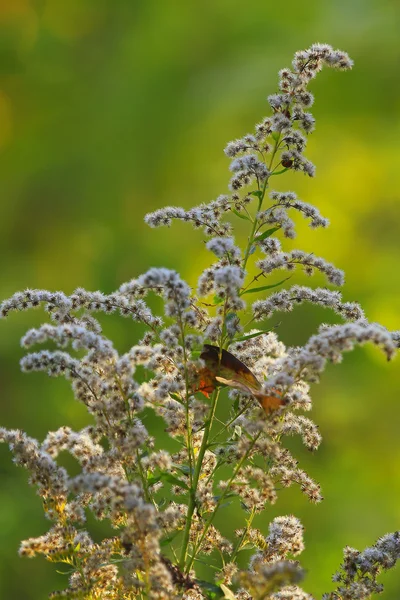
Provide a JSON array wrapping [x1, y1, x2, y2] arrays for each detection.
[[323, 532, 400, 600], [1, 44, 399, 599]]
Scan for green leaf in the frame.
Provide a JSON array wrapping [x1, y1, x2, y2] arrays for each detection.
[[162, 473, 189, 490], [234, 329, 272, 342], [173, 463, 192, 475], [169, 393, 184, 404], [270, 167, 289, 176], [271, 132, 280, 142], [249, 190, 263, 198], [147, 475, 162, 487], [147, 472, 189, 490], [240, 277, 290, 296], [231, 208, 251, 221], [255, 226, 280, 241], [196, 580, 224, 599], [214, 493, 236, 503], [225, 312, 237, 321], [160, 531, 179, 547], [213, 295, 224, 305], [248, 244, 256, 256], [220, 583, 237, 599], [223, 312, 239, 341]]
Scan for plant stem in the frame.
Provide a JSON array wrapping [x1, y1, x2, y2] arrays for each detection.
[[177, 307, 195, 489], [230, 507, 256, 563], [208, 399, 253, 446], [242, 184, 265, 271], [268, 133, 282, 171], [242, 133, 282, 273], [185, 431, 261, 573], [179, 388, 220, 571]]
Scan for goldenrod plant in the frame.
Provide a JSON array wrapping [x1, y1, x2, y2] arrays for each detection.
[[1, 44, 399, 599]]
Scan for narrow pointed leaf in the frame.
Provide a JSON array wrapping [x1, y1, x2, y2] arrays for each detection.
[[240, 277, 290, 296], [162, 473, 189, 490], [234, 329, 273, 342], [160, 531, 179, 547], [225, 312, 237, 321], [147, 475, 162, 487], [270, 167, 289, 176], [220, 584, 237, 599], [173, 464, 192, 475], [255, 226, 280, 241], [169, 392, 184, 404], [147, 472, 189, 490], [232, 208, 251, 221], [196, 580, 224, 599]]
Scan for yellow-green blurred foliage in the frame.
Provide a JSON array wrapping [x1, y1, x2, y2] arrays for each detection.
[[0, 1, 399, 598]]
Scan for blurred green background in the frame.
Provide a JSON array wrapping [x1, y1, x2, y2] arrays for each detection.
[[0, 0, 399, 598]]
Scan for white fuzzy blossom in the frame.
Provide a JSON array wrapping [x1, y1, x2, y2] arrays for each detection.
[[257, 251, 344, 285], [259, 190, 329, 237], [253, 286, 362, 321], [206, 236, 241, 260], [323, 532, 400, 600], [229, 154, 270, 190]]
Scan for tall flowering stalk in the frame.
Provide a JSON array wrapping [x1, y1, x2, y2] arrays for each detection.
[[1, 44, 399, 600]]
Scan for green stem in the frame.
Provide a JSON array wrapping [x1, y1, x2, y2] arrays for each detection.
[[179, 388, 220, 570], [72, 545, 90, 592], [185, 431, 261, 573], [268, 134, 282, 171], [230, 507, 256, 563], [176, 306, 195, 489], [115, 375, 133, 425], [242, 183, 266, 271], [242, 133, 282, 272], [115, 374, 152, 501], [208, 399, 253, 446], [136, 450, 152, 503]]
